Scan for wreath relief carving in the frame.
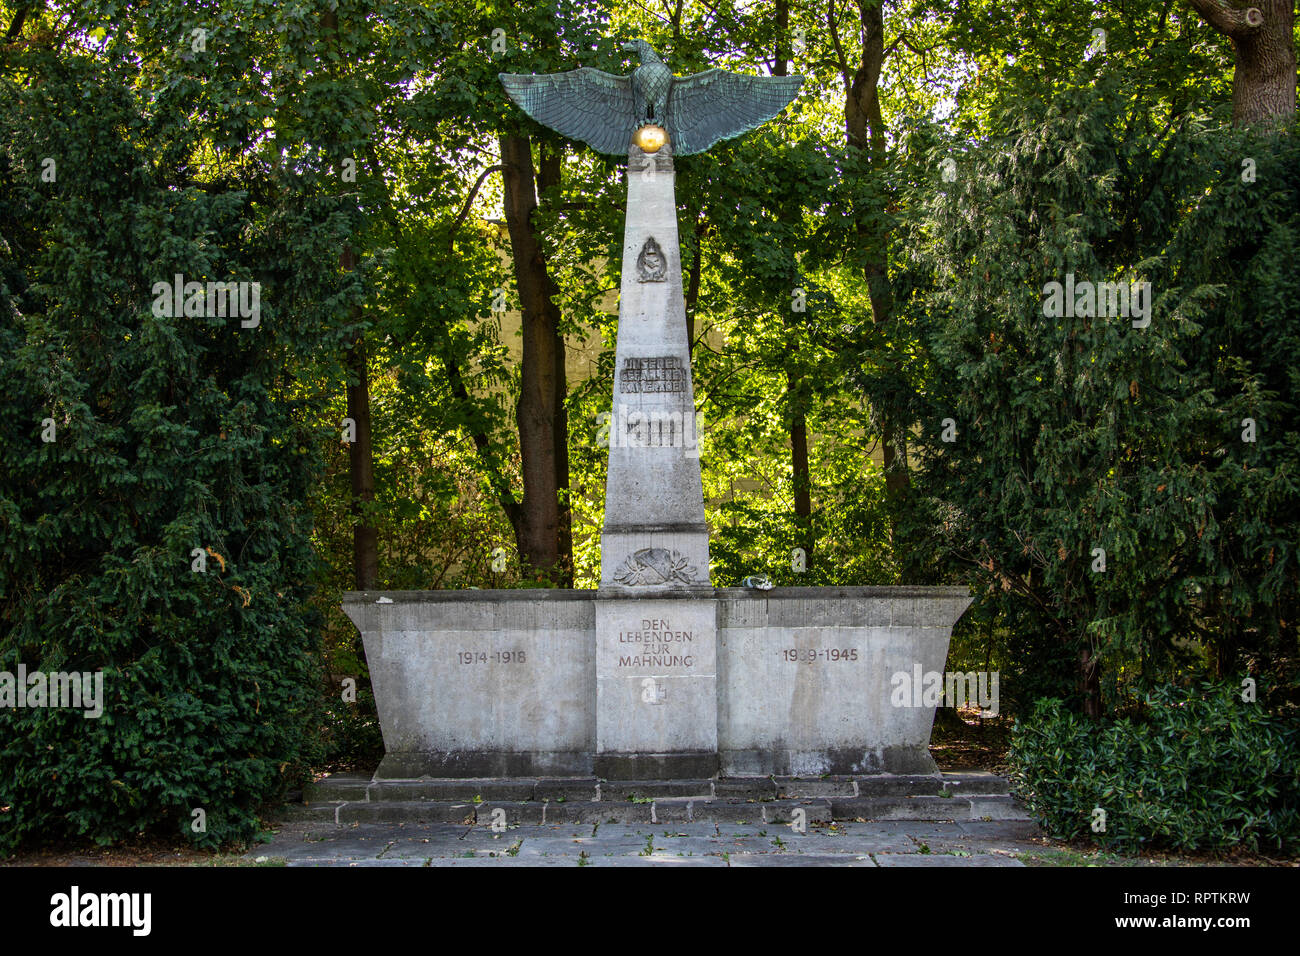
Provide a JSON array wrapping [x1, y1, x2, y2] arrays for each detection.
[[612, 548, 700, 585]]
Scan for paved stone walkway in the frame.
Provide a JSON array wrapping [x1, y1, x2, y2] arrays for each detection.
[[251, 819, 1048, 867]]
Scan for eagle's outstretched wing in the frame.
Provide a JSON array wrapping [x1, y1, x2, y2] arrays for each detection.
[[499, 68, 637, 156], [666, 70, 803, 155]]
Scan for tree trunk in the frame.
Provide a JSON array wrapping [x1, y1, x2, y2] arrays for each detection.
[[1079, 645, 1103, 719], [342, 244, 379, 590], [840, 0, 909, 505], [500, 134, 572, 583], [321, 11, 379, 591], [787, 370, 814, 566], [776, 0, 815, 568], [543, 148, 574, 588], [775, 0, 791, 74], [1188, 0, 1296, 126]]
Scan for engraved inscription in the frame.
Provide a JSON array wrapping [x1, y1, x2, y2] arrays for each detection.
[[458, 651, 528, 664], [620, 356, 686, 394], [618, 618, 695, 667], [782, 648, 859, 663]]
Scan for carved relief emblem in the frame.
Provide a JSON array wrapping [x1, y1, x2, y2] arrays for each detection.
[[613, 548, 699, 586], [636, 236, 667, 283]]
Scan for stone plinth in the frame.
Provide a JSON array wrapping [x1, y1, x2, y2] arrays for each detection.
[[716, 588, 970, 776], [594, 589, 717, 778], [343, 586, 971, 779], [343, 590, 595, 778]]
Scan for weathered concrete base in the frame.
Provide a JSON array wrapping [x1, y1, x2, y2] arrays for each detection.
[[376, 751, 594, 779], [593, 752, 720, 780], [342, 586, 971, 780]]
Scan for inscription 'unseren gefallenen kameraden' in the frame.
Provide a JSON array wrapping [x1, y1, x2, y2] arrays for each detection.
[[617, 618, 695, 667], [620, 356, 686, 393]]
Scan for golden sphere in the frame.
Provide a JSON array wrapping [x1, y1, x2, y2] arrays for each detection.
[[634, 125, 668, 153]]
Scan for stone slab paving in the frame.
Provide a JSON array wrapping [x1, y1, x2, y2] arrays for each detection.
[[252, 819, 1044, 867], [873, 853, 1023, 867], [727, 854, 877, 867]]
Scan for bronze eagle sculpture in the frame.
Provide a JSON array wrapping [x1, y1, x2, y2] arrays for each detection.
[[499, 39, 803, 156]]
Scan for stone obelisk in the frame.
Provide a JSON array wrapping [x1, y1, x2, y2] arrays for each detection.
[[593, 143, 718, 777], [599, 142, 709, 587]]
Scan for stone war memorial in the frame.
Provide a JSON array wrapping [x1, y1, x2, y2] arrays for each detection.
[[342, 41, 972, 789]]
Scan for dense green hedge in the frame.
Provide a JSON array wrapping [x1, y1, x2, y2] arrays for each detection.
[[1008, 684, 1300, 854], [0, 17, 359, 852]]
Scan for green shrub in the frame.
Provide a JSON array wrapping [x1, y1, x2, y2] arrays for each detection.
[[891, 75, 1300, 708], [0, 29, 355, 853], [1008, 683, 1300, 854]]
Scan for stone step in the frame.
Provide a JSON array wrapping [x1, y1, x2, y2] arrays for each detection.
[[774, 775, 951, 798], [287, 796, 1030, 825], [601, 780, 716, 801], [321, 798, 838, 826], [284, 799, 812, 826], [941, 771, 1016, 795], [304, 772, 1014, 805], [965, 794, 1033, 821], [365, 779, 541, 802], [307, 777, 727, 803], [829, 794, 1031, 822], [303, 772, 372, 802], [283, 792, 1027, 826], [301, 775, 1013, 811], [282, 800, 479, 825], [537, 779, 607, 802], [304, 776, 589, 803]]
